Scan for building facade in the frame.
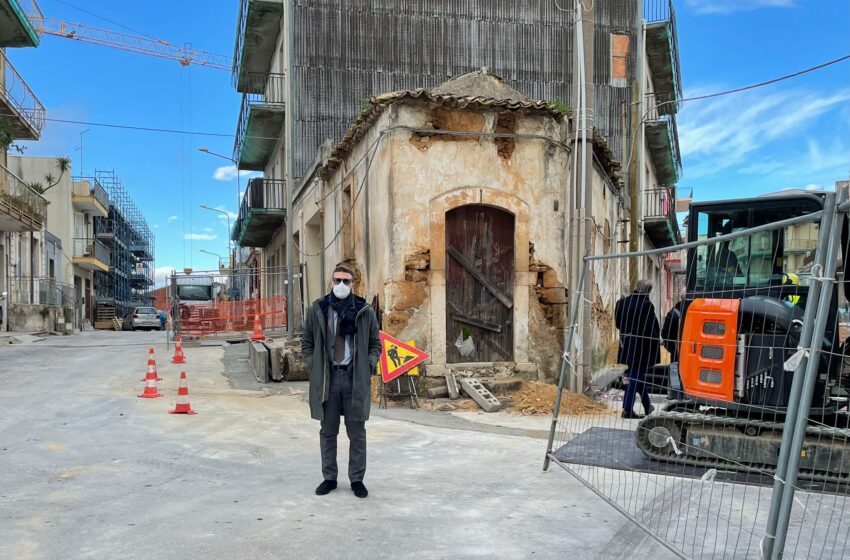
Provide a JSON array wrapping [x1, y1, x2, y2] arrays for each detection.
[[293, 71, 628, 380], [0, 1, 49, 332]]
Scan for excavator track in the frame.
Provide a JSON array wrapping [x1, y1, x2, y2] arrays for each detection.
[[636, 404, 850, 485]]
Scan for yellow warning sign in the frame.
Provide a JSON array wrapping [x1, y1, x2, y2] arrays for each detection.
[[377, 339, 421, 379], [378, 332, 429, 383]]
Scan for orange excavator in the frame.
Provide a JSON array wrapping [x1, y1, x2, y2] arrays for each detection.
[[637, 190, 850, 482]]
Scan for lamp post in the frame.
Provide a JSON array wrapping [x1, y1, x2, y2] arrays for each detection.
[[198, 147, 242, 271], [200, 249, 224, 269], [198, 147, 241, 212], [198, 204, 232, 261]]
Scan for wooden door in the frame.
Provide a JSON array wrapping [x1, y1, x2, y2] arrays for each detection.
[[445, 205, 515, 362]]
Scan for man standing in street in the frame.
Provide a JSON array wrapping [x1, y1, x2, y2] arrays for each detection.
[[614, 279, 660, 419], [302, 265, 381, 498]]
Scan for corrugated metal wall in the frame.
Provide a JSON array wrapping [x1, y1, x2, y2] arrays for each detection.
[[292, 0, 636, 180]]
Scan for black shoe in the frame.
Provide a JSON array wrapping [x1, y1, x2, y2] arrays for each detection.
[[645, 405, 655, 416], [351, 481, 368, 498], [315, 480, 337, 495], [621, 411, 645, 419]]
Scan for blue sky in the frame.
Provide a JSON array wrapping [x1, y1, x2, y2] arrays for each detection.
[[13, 0, 849, 283]]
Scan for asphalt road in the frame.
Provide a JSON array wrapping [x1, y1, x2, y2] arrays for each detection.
[[0, 330, 672, 560]]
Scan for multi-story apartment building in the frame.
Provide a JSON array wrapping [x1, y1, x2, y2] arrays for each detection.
[[0, 0, 48, 332], [7, 156, 110, 330], [229, 0, 683, 321]]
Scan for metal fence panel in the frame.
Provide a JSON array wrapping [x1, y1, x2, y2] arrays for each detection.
[[545, 197, 850, 559]]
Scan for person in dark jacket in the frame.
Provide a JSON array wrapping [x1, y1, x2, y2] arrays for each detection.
[[614, 279, 660, 419], [661, 289, 687, 363], [302, 264, 381, 498]]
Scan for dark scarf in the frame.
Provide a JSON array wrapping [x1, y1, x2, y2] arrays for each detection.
[[319, 293, 365, 335]]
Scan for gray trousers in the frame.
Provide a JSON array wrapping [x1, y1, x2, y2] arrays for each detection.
[[320, 365, 367, 483]]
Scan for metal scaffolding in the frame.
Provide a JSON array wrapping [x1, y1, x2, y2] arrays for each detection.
[[92, 170, 155, 325]]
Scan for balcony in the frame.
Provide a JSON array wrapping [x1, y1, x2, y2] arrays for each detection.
[[233, 176, 286, 248], [643, 187, 680, 248], [0, 49, 45, 140], [232, 0, 283, 93], [645, 93, 681, 187], [234, 72, 286, 171], [0, 0, 41, 47], [0, 161, 46, 231], [72, 237, 110, 272], [644, 0, 682, 115], [72, 177, 109, 217]]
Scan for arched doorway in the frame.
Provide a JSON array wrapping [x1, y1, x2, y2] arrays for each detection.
[[445, 205, 515, 363]]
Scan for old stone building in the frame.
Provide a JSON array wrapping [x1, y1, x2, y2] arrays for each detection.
[[292, 70, 628, 380]]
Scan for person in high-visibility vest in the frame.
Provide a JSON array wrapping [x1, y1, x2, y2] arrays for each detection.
[[783, 272, 801, 306]]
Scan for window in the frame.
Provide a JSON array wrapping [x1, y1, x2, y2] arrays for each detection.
[[693, 204, 820, 292], [611, 33, 630, 85]]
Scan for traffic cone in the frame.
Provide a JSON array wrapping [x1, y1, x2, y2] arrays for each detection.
[[169, 371, 197, 415], [141, 348, 162, 381], [138, 367, 163, 399], [171, 335, 187, 364], [250, 313, 265, 342]]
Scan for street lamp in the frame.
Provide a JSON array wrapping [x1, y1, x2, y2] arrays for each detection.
[[200, 249, 224, 269], [198, 146, 241, 208], [199, 204, 232, 251]]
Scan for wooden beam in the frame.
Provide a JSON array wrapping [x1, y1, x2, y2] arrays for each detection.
[[447, 245, 513, 309], [452, 312, 502, 333]]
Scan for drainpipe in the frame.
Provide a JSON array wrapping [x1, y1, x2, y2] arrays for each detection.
[[284, 0, 295, 336]]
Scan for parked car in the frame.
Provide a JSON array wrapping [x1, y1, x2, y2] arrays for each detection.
[[122, 306, 162, 331]]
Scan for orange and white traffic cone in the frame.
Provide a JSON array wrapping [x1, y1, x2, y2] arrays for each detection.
[[250, 313, 265, 342], [141, 347, 162, 381], [138, 366, 163, 399], [171, 335, 186, 364], [169, 371, 197, 415]]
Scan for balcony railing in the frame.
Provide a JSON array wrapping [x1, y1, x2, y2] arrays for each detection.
[[18, 0, 44, 27], [73, 237, 111, 267], [233, 72, 286, 163], [232, 0, 249, 80], [645, 92, 682, 177], [0, 161, 47, 221], [7, 276, 75, 307], [643, 0, 682, 99], [644, 187, 675, 221], [74, 176, 109, 209], [0, 48, 45, 137]]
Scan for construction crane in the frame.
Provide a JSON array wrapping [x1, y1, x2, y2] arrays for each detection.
[[33, 17, 233, 71]]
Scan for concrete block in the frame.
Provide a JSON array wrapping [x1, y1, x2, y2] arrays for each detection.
[[445, 371, 459, 399], [249, 342, 270, 383], [280, 349, 309, 381], [263, 341, 286, 381], [459, 377, 501, 412], [480, 376, 523, 395], [426, 385, 449, 399]]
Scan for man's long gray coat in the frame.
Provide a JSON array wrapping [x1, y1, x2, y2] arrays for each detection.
[[302, 297, 381, 423]]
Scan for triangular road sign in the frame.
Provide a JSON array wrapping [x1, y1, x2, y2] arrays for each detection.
[[379, 331, 429, 383]]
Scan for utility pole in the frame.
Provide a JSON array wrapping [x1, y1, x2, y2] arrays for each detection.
[[284, 0, 295, 336], [629, 2, 645, 289]]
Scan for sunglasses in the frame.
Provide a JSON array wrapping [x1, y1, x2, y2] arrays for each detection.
[[332, 278, 352, 285]]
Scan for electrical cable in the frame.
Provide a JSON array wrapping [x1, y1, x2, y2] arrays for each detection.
[[53, 0, 158, 40]]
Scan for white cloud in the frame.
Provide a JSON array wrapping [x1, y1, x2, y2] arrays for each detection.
[[184, 233, 217, 241], [167, 215, 180, 222], [685, 0, 794, 15], [678, 87, 850, 179], [154, 266, 175, 287], [212, 205, 238, 222], [212, 165, 261, 181]]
